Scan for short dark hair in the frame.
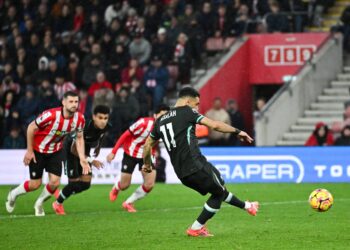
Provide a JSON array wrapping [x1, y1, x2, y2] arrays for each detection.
[[155, 104, 170, 114], [63, 91, 78, 99], [178, 87, 200, 99], [93, 105, 110, 115]]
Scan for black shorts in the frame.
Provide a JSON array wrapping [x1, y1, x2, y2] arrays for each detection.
[[121, 153, 144, 174], [180, 163, 225, 196], [29, 150, 65, 179], [65, 151, 92, 179]]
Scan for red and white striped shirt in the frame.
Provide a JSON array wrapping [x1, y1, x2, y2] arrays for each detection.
[[34, 107, 85, 153], [124, 117, 155, 158]]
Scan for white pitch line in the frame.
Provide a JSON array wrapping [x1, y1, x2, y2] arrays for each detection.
[[1, 198, 349, 220]]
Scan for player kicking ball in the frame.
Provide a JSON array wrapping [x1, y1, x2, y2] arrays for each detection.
[[143, 87, 259, 237], [106, 105, 170, 212], [52, 105, 111, 215], [6, 91, 88, 216]]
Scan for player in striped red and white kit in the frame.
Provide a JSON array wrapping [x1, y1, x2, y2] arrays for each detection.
[[5, 91, 90, 216], [106, 105, 170, 212]]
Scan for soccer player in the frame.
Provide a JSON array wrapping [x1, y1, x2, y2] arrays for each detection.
[[143, 87, 259, 237], [52, 105, 111, 215], [106, 105, 170, 212], [5, 91, 89, 216]]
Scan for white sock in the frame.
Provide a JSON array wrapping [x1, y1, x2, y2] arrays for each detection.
[[191, 220, 203, 230], [114, 181, 120, 190], [125, 185, 149, 204], [11, 182, 28, 199], [35, 185, 53, 205], [244, 201, 252, 209]]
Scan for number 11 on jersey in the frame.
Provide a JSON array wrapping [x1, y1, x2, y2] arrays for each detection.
[[160, 123, 176, 151]]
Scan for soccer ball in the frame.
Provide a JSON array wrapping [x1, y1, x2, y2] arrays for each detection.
[[308, 188, 334, 212]]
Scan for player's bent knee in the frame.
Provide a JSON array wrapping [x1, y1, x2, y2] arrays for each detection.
[[30, 180, 42, 190], [49, 180, 60, 189]]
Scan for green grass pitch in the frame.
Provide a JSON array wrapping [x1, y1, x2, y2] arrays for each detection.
[[0, 183, 349, 250]]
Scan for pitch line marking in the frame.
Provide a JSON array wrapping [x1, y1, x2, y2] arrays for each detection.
[[1, 198, 349, 220]]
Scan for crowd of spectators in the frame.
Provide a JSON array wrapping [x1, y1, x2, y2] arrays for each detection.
[[0, 0, 338, 148]]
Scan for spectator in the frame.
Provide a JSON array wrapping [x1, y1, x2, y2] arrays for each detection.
[[174, 33, 192, 85], [104, 2, 129, 26], [266, 2, 290, 33], [88, 71, 113, 97], [16, 47, 34, 75], [54, 4, 73, 33], [47, 45, 66, 69], [54, 73, 77, 100], [27, 33, 41, 64], [214, 4, 233, 38], [121, 58, 144, 85], [78, 88, 93, 119], [128, 32, 151, 65], [144, 56, 169, 111], [144, 4, 160, 37], [334, 125, 350, 146], [108, 18, 123, 39], [2, 126, 25, 149], [16, 85, 39, 127], [305, 122, 334, 146], [66, 53, 83, 88], [151, 27, 173, 64], [226, 99, 245, 146], [60, 32, 78, 60], [0, 76, 20, 98], [1, 90, 17, 119], [31, 56, 50, 85], [82, 43, 106, 87], [35, 3, 53, 36], [130, 77, 148, 117], [101, 32, 114, 56], [83, 11, 105, 39], [205, 97, 231, 146], [38, 83, 60, 112], [125, 8, 138, 34], [197, 2, 215, 39], [15, 63, 26, 86], [93, 87, 115, 110], [73, 5, 85, 33], [112, 87, 140, 132], [109, 43, 129, 84]]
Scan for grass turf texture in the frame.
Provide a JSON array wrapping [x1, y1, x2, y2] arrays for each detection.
[[0, 183, 349, 250]]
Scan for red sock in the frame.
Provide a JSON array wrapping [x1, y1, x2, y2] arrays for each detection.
[[24, 180, 30, 192], [142, 185, 152, 193], [46, 184, 55, 194]]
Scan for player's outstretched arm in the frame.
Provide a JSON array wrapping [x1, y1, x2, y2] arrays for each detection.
[[200, 117, 254, 144], [107, 130, 132, 163], [23, 121, 38, 166], [76, 131, 91, 174], [142, 136, 158, 173]]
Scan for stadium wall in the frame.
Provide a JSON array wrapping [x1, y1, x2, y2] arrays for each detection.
[[0, 147, 349, 184], [255, 36, 343, 145]]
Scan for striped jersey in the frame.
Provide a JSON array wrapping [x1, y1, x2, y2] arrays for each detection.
[[124, 117, 155, 158], [34, 107, 85, 153]]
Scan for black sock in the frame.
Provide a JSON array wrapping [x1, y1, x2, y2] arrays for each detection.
[[224, 191, 245, 209], [79, 181, 91, 192], [197, 194, 223, 225], [56, 182, 82, 204]]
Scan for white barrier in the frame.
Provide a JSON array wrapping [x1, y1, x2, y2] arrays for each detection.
[[0, 149, 181, 185]]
